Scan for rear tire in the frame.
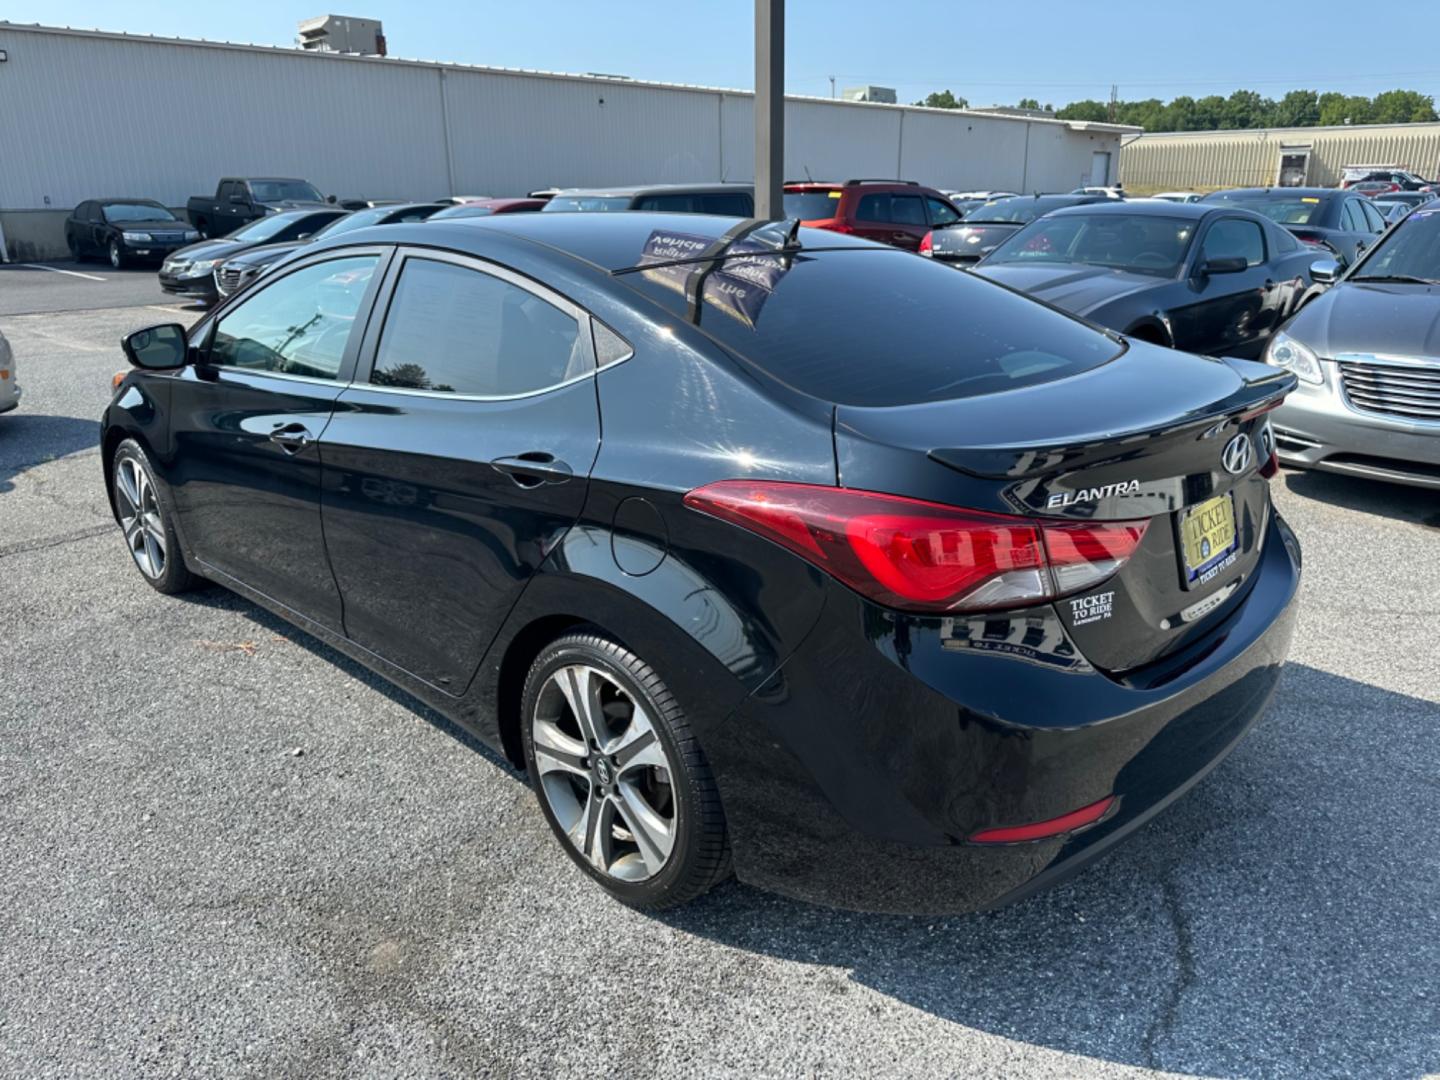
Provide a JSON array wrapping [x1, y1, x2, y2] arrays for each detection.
[[521, 631, 731, 910], [67, 232, 83, 261], [112, 439, 198, 595]]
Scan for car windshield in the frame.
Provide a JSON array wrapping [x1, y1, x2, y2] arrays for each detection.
[[783, 191, 843, 219], [312, 208, 391, 237], [543, 196, 635, 212], [429, 204, 496, 220], [986, 213, 1196, 275], [229, 212, 313, 243], [102, 202, 178, 223], [250, 180, 325, 203], [964, 198, 1050, 224], [1209, 194, 1322, 226], [1350, 207, 1440, 282]]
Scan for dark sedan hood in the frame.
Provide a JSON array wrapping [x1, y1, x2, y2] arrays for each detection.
[[169, 237, 247, 262], [224, 239, 306, 268], [974, 262, 1166, 318], [1285, 279, 1440, 357]]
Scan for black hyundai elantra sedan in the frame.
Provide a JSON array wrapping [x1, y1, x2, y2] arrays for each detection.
[[102, 212, 1301, 915]]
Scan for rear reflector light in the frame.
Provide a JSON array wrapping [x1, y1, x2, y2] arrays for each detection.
[[969, 795, 1117, 844], [683, 481, 1147, 614], [823, 221, 856, 234], [919, 231, 934, 255]]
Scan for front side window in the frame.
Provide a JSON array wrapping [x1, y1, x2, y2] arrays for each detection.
[[369, 258, 588, 397], [890, 196, 927, 226], [1201, 219, 1265, 267], [209, 256, 377, 379]]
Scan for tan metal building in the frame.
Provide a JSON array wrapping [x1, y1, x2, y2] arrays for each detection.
[[1120, 122, 1440, 191]]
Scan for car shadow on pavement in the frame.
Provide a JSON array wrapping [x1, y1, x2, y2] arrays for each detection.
[[0, 414, 102, 494], [659, 663, 1440, 1079], [1282, 467, 1440, 527], [173, 585, 523, 779]]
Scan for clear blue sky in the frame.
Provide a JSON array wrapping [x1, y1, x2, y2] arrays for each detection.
[[10, 1, 1440, 106]]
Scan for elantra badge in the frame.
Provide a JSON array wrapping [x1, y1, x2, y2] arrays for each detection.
[[1047, 479, 1141, 509]]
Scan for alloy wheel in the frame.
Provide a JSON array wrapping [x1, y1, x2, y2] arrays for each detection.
[[114, 457, 167, 579], [530, 663, 676, 882], [109, 242, 122, 269]]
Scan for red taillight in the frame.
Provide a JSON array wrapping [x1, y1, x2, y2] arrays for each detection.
[[919, 231, 934, 255], [969, 795, 1117, 844], [683, 481, 1148, 614], [822, 220, 856, 234]]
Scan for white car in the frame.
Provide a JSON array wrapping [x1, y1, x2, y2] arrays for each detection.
[[0, 328, 18, 415], [1151, 191, 1205, 203]]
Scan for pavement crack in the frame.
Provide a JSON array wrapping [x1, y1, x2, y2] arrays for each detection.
[[1140, 874, 1196, 1071], [0, 524, 113, 560]]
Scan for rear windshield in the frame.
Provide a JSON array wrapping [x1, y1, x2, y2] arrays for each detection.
[[544, 196, 635, 212], [617, 238, 1121, 407], [1208, 193, 1322, 226], [250, 180, 325, 203], [964, 198, 1050, 224], [784, 191, 843, 220], [987, 213, 1196, 276], [103, 202, 178, 223]]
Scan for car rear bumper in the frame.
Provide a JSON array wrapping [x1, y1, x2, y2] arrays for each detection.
[[1273, 373, 1440, 489], [707, 510, 1302, 915]]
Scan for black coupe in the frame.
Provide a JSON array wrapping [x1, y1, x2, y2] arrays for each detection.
[[102, 212, 1300, 915], [974, 201, 1326, 357]]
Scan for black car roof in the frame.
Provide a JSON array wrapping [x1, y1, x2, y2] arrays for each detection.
[[1044, 200, 1217, 221], [1206, 187, 1340, 200], [372, 210, 872, 272]]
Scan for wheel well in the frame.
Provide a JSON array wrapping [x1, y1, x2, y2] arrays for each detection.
[[493, 613, 598, 769], [1125, 321, 1171, 347]]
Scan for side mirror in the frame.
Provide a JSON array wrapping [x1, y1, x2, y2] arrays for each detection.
[[1200, 256, 1248, 275], [122, 324, 188, 370], [1309, 258, 1341, 285], [327, 194, 338, 204]]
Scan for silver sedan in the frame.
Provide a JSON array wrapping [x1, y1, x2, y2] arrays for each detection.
[[0, 328, 17, 415]]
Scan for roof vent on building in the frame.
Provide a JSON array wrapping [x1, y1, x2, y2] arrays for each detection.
[[297, 14, 386, 56]]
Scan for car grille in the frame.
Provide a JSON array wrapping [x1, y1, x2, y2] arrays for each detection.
[[1338, 358, 1440, 421], [149, 231, 187, 242], [215, 266, 246, 296]]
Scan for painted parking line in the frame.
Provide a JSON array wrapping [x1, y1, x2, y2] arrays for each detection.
[[17, 263, 108, 282]]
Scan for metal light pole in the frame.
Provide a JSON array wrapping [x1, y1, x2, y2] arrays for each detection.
[[754, 0, 784, 220]]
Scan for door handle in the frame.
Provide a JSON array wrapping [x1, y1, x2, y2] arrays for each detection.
[[491, 452, 573, 487], [269, 422, 313, 454]]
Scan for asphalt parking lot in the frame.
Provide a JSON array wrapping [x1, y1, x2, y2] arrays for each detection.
[[2, 271, 1438, 1080]]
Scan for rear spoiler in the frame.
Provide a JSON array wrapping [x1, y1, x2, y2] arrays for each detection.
[[928, 364, 1297, 481]]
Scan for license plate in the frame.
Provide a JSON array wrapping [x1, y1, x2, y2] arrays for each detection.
[[1179, 493, 1238, 586]]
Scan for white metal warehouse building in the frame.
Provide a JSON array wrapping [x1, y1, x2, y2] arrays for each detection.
[[0, 21, 1135, 260]]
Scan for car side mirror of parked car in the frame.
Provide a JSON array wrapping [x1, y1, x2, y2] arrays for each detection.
[[1309, 259, 1341, 285], [122, 324, 188, 371], [1200, 256, 1248, 275], [327, 194, 338, 204]]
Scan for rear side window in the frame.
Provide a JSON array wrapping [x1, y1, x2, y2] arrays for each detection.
[[927, 197, 961, 227], [210, 255, 377, 379], [856, 194, 892, 222], [1360, 200, 1387, 232], [370, 258, 589, 397], [698, 193, 754, 216], [1202, 219, 1265, 266], [618, 245, 1120, 407]]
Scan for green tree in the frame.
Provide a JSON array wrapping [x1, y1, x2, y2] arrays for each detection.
[[1164, 95, 1198, 131], [1371, 89, 1437, 123], [1270, 89, 1320, 128], [915, 89, 967, 109], [1056, 99, 1108, 122], [1193, 95, 1226, 130], [1017, 97, 1040, 110], [1221, 90, 1270, 129]]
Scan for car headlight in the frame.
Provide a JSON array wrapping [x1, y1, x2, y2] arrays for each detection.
[[1266, 331, 1324, 385], [122, 231, 153, 243], [183, 229, 201, 241], [187, 258, 220, 275]]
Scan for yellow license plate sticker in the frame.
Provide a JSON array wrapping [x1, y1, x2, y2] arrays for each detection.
[[1180, 494, 1238, 584]]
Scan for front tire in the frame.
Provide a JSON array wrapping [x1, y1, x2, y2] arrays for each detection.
[[521, 631, 730, 910], [112, 439, 198, 594], [108, 240, 127, 269]]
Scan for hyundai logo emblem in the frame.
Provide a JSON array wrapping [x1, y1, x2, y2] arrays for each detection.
[[1222, 433, 1253, 476]]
